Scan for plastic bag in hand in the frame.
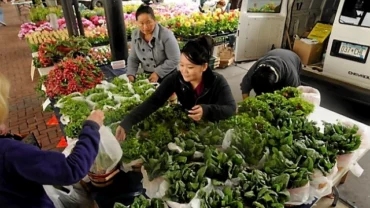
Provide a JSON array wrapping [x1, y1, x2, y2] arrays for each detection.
[[90, 126, 123, 174]]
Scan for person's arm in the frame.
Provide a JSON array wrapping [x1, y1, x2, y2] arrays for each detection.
[[4, 120, 100, 185], [120, 72, 177, 131], [240, 68, 254, 99], [127, 38, 141, 77], [201, 76, 236, 121], [154, 32, 180, 78]]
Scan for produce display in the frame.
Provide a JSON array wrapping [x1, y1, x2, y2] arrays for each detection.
[[30, 2, 366, 208], [48, 73, 364, 207], [37, 37, 91, 67], [42, 56, 103, 99], [55, 74, 157, 138]]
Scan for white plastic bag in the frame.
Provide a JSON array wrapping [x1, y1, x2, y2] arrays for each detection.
[[141, 166, 170, 199], [221, 129, 233, 149], [120, 158, 144, 173], [60, 115, 71, 125], [95, 81, 117, 90], [310, 164, 338, 198], [337, 151, 364, 177], [285, 183, 310, 206], [44, 184, 94, 208], [297, 86, 321, 106], [118, 74, 130, 83], [90, 126, 123, 174]]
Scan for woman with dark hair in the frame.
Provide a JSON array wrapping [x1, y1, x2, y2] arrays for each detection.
[[127, 4, 180, 83], [116, 36, 236, 141], [240, 49, 302, 99]]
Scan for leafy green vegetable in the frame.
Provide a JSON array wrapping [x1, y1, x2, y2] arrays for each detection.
[[323, 122, 361, 155]]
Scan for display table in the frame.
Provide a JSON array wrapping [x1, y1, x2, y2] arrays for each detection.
[[52, 81, 368, 208], [297, 106, 369, 208]]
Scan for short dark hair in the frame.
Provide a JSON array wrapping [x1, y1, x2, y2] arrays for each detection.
[[135, 4, 155, 20], [251, 66, 279, 95], [181, 35, 215, 65]]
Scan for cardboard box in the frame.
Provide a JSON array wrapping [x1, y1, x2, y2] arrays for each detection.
[[293, 39, 323, 65]]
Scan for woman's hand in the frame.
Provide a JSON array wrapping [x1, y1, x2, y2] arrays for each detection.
[[188, 105, 203, 121], [87, 110, 105, 127], [128, 75, 135, 82], [0, 124, 8, 135], [116, 126, 127, 141], [149, 72, 159, 83]]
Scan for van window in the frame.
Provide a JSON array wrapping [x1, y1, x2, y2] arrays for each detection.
[[247, 0, 282, 13], [339, 0, 370, 27]]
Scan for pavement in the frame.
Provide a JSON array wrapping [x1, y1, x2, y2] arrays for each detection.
[[1, 2, 369, 208], [0, 4, 64, 151]]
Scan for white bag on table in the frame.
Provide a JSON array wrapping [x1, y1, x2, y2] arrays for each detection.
[[310, 164, 338, 198], [285, 183, 310, 206], [90, 126, 123, 175], [297, 86, 321, 106], [141, 166, 170, 199]]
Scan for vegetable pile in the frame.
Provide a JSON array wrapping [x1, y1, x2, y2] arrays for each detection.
[[57, 74, 157, 138], [43, 56, 103, 99], [53, 79, 363, 208]]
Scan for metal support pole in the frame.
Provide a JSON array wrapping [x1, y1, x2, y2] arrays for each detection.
[[104, 0, 129, 62], [72, 0, 85, 36], [60, 0, 74, 36]]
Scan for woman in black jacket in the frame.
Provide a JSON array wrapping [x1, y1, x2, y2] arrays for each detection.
[[116, 35, 236, 140]]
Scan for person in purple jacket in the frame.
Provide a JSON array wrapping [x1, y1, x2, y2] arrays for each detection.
[[0, 72, 104, 208]]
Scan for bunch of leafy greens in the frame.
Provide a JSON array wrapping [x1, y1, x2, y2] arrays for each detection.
[[323, 122, 361, 155], [237, 170, 290, 208], [198, 186, 244, 208], [59, 97, 91, 138]]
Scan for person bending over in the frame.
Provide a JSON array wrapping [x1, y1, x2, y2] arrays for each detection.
[[240, 49, 302, 99]]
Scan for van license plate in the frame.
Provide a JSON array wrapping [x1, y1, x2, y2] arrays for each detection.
[[339, 42, 369, 60]]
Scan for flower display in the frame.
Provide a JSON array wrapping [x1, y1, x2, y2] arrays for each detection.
[[26, 29, 69, 46], [37, 37, 92, 67], [21, 2, 240, 48], [90, 16, 106, 26], [85, 26, 109, 46], [44, 56, 104, 98], [168, 9, 240, 38], [18, 22, 53, 39], [57, 18, 96, 30], [87, 46, 111, 66]]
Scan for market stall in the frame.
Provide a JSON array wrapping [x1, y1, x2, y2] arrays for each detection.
[[20, 1, 239, 74], [24, 1, 370, 208], [35, 62, 369, 207]]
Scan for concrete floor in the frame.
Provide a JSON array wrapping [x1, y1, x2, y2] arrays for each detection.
[[215, 63, 370, 208]]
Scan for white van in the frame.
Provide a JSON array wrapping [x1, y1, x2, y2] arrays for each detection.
[[235, 0, 370, 104]]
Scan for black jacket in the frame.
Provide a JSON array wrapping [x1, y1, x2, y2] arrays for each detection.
[[120, 68, 236, 131], [240, 49, 302, 95]]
